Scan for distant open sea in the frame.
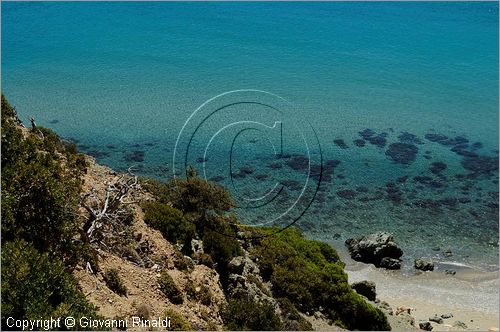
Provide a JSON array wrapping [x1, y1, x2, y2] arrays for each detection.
[[2, 2, 498, 271]]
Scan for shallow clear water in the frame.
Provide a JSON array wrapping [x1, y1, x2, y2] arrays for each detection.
[[2, 2, 498, 269]]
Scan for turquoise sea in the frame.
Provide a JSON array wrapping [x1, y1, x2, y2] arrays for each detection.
[[2, 2, 499, 271]]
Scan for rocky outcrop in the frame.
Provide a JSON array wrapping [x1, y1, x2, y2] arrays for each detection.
[[345, 232, 403, 269], [351, 280, 376, 301], [414, 259, 434, 271]]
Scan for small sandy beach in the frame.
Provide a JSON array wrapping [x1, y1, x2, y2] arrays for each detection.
[[342, 251, 499, 331]]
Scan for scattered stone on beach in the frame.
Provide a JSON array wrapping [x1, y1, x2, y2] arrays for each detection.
[[430, 161, 447, 174], [445, 269, 456, 275], [336, 189, 358, 199], [351, 280, 376, 301], [386, 142, 419, 164], [345, 232, 403, 269], [334, 139, 349, 149], [414, 259, 434, 271], [379, 257, 401, 270], [419, 320, 433, 331], [441, 313, 454, 319], [429, 315, 443, 324], [453, 321, 468, 329], [353, 139, 366, 147], [398, 131, 423, 145]]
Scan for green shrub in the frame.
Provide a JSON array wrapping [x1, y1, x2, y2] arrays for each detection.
[[103, 269, 127, 296], [158, 271, 183, 304], [167, 170, 235, 217], [277, 298, 313, 331], [142, 202, 195, 249], [164, 309, 192, 331], [185, 280, 212, 305], [1, 240, 101, 330], [135, 303, 151, 321], [222, 297, 283, 331], [251, 227, 390, 331], [1, 96, 87, 258]]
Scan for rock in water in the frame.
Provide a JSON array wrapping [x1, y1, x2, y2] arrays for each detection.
[[419, 321, 433, 331], [345, 232, 403, 269], [351, 280, 376, 301], [414, 259, 435, 271], [429, 315, 443, 324]]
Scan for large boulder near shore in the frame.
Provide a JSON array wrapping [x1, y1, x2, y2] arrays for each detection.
[[351, 280, 376, 301], [345, 232, 403, 269]]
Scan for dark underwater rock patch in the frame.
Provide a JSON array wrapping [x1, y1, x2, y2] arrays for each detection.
[[49, 119, 59, 124], [353, 139, 366, 147], [356, 186, 369, 193], [336, 189, 358, 199], [334, 139, 349, 149], [209, 175, 225, 182], [280, 179, 302, 191], [413, 176, 444, 189], [385, 143, 419, 164], [267, 162, 282, 169], [123, 150, 144, 162], [396, 175, 409, 183], [239, 166, 254, 175], [286, 155, 309, 171], [255, 174, 269, 181], [430, 161, 447, 175], [385, 182, 403, 203], [88, 149, 110, 159], [398, 131, 423, 145], [461, 155, 498, 175], [358, 128, 387, 147]]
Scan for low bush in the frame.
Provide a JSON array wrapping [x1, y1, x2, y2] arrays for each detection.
[[251, 227, 390, 331], [277, 298, 313, 331], [158, 271, 183, 304], [222, 297, 283, 331], [142, 202, 195, 249], [164, 309, 192, 331], [1, 240, 101, 330], [103, 269, 127, 296]]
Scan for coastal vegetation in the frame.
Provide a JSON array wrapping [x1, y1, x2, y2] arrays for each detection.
[[1, 95, 101, 329], [1, 95, 390, 331]]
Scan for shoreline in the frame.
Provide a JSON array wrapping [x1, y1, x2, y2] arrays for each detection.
[[338, 247, 499, 331]]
